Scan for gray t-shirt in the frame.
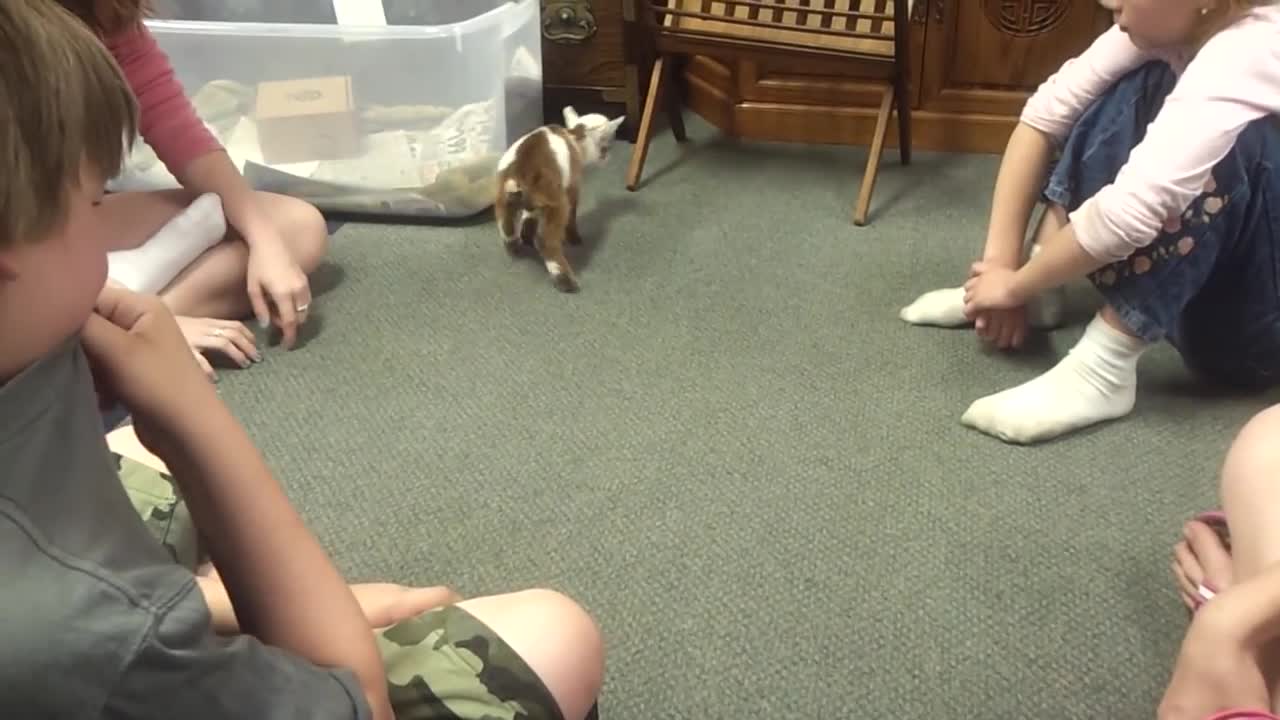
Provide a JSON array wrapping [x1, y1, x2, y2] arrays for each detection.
[[0, 338, 371, 719]]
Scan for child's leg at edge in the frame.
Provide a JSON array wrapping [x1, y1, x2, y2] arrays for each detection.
[[111, 424, 606, 720], [377, 591, 604, 720], [101, 188, 329, 319], [1205, 406, 1280, 710]]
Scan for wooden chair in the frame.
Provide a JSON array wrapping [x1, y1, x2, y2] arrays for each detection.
[[626, 0, 913, 226]]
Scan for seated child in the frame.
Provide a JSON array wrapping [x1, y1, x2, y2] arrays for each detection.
[[900, 0, 1280, 445], [60, 0, 330, 372], [0, 2, 603, 717]]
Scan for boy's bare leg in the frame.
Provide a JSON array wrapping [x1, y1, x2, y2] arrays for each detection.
[[454, 590, 604, 720]]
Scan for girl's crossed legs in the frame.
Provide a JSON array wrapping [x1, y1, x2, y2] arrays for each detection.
[[102, 188, 329, 370]]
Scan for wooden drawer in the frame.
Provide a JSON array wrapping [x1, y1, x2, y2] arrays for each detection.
[[540, 1, 645, 135], [542, 0, 628, 88]]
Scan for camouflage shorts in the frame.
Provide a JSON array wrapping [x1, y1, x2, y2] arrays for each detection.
[[114, 452, 204, 571], [115, 454, 569, 720]]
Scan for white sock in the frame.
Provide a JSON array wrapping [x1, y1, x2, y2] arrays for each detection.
[[107, 193, 226, 295], [899, 246, 1066, 329], [960, 314, 1147, 444]]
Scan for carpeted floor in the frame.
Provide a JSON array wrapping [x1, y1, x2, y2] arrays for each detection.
[[215, 118, 1279, 718]]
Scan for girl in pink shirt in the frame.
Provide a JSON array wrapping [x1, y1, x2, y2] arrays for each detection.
[[61, 0, 329, 373], [902, 0, 1280, 441], [905, 2, 1280, 717]]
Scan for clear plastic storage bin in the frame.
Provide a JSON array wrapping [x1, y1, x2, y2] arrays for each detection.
[[115, 0, 543, 219]]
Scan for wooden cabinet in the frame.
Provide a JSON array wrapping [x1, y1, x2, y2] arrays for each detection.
[[539, 1, 646, 137], [918, 0, 1111, 116], [680, 0, 1113, 153]]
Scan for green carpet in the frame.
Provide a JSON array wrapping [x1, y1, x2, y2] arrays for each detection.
[[215, 118, 1278, 717]]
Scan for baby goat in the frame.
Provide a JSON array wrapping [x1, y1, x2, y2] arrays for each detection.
[[495, 106, 624, 293]]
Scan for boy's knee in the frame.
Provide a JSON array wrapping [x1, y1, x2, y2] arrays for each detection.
[[1222, 404, 1280, 495], [518, 588, 605, 693], [523, 588, 604, 657]]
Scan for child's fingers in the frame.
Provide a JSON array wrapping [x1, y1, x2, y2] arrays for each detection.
[[272, 291, 299, 350], [225, 321, 258, 352], [247, 282, 270, 329], [81, 312, 132, 368], [93, 284, 154, 332]]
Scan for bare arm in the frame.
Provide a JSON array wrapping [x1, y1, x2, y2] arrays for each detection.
[[156, 399, 394, 720], [1010, 220, 1108, 300], [983, 122, 1057, 268], [1220, 563, 1280, 650], [175, 151, 276, 247]]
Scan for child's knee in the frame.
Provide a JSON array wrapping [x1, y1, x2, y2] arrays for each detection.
[[280, 198, 329, 272], [523, 588, 604, 666], [1222, 404, 1280, 497]]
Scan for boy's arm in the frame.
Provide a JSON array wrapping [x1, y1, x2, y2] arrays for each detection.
[[152, 395, 394, 720]]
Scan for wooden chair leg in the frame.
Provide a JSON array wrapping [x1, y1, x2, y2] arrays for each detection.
[[852, 84, 895, 226], [667, 57, 688, 143], [626, 55, 670, 191], [894, 74, 911, 165]]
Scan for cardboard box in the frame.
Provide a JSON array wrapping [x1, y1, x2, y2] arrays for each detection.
[[254, 76, 360, 165]]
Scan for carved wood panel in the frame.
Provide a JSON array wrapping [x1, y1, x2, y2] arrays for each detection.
[[982, 0, 1072, 37], [918, 0, 1111, 116]]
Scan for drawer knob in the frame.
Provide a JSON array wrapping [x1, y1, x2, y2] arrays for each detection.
[[543, 1, 598, 44]]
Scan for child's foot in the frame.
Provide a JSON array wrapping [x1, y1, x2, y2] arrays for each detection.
[[960, 315, 1146, 444], [899, 287, 969, 327], [107, 193, 227, 294], [899, 285, 1065, 330], [1173, 518, 1233, 612]]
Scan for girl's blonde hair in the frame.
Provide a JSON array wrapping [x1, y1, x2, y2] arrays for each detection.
[[57, 0, 151, 36]]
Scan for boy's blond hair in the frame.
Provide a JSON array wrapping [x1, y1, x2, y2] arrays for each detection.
[[0, 0, 137, 249]]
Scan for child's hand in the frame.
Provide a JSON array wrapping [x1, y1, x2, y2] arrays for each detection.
[[175, 315, 260, 380], [1158, 584, 1270, 719], [350, 584, 463, 629], [245, 232, 311, 350], [962, 262, 1027, 316], [974, 307, 1028, 350], [82, 285, 218, 450]]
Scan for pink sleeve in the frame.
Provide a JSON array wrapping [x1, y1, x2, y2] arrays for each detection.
[[105, 25, 223, 178], [1070, 15, 1280, 262], [1019, 26, 1159, 142]]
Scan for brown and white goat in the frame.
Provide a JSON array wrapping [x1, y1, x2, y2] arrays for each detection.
[[494, 106, 624, 293]]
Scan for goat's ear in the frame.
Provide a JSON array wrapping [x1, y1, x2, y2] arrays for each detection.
[[562, 106, 580, 127], [605, 116, 625, 136]]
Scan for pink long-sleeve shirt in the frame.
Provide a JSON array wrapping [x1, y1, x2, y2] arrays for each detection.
[[1019, 7, 1280, 263], [104, 24, 223, 178]]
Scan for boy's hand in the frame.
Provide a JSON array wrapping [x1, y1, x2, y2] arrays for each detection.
[[82, 285, 217, 449], [352, 584, 463, 629]]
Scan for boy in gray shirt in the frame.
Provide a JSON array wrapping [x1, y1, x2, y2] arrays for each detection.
[[0, 2, 603, 717]]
